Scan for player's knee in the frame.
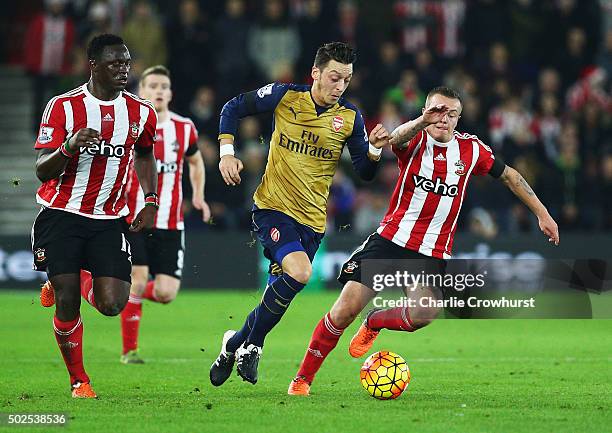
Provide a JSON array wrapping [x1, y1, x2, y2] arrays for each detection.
[[130, 280, 147, 296], [54, 289, 80, 310], [330, 302, 360, 328], [285, 264, 312, 285], [96, 289, 128, 316], [154, 286, 178, 304], [97, 299, 125, 316]]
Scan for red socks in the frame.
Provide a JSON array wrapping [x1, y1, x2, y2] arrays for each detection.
[[297, 313, 346, 384], [120, 294, 142, 354], [79, 270, 97, 309], [367, 307, 416, 332], [53, 315, 89, 385], [142, 281, 159, 302], [121, 281, 159, 354]]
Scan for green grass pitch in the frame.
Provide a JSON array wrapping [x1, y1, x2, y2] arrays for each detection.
[[1, 290, 611, 433]]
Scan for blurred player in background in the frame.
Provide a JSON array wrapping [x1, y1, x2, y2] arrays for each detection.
[[210, 42, 390, 386], [120, 65, 210, 364], [288, 86, 560, 395], [32, 34, 158, 398]]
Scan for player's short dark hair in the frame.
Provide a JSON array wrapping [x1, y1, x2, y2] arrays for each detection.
[[140, 65, 171, 85], [314, 42, 357, 70], [426, 86, 462, 107], [87, 34, 125, 61]]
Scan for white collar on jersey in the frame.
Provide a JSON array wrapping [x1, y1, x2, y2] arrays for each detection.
[[426, 131, 454, 147], [81, 84, 123, 105]]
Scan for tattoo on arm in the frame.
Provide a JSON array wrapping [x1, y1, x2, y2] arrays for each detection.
[[391, 121, 425, 150], [516, 174, 535, 196]]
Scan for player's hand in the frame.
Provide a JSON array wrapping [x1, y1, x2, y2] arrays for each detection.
[[369, 123, 391, 149], [69, 128, 101, 150], [219, 155, 244, 186], [538, 212, 559, 246], [192, 196, 211, 223], [422, 104, 450, 125], [130, 206, 156, 232]]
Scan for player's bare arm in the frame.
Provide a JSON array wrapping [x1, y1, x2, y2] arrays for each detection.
[[219, 137, 244, 187], [35, 128, 100, 182], [130, 149, 158, 232], [499, 165, 560, 245], [187, 151, 211, 222], [389, 104, 451, 149]]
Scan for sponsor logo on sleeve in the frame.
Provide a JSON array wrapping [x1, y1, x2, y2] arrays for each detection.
[[257, 83, 274, 98], [38, 127, 54, 144]]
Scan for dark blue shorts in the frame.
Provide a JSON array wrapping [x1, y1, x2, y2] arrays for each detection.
[[252, 207, 324, 275]]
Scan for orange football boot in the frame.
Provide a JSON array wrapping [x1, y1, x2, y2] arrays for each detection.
[[40, 280, 55, 307], [348, 321, 380, 358], [287, 376, 310, 396], [71, 382, 97, 399]]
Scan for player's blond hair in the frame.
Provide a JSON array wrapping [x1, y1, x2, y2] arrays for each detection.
[[139, 65, 171, 86]]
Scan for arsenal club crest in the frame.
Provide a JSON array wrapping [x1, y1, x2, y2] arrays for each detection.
[[455, 160, 466, 176], [332, 115, 344, 132], [270, 227, 280, 242], [129, 122, 139, 139]]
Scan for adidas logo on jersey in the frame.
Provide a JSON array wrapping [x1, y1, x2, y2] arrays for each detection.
[[434, 153, 446, 161], [413, 174, 459, 197], [102, 113, 114, 121]]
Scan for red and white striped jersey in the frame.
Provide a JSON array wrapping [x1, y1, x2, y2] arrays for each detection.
[[125, 111, 198, 231], [35, 84, 157, 219], [377, 130, 495, 259]]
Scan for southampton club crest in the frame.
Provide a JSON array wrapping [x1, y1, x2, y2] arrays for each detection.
[[34, 248, 46, 264], [129, 122, 139, 139], [455, 160, 467, 176], [344, 261, 359, 274]]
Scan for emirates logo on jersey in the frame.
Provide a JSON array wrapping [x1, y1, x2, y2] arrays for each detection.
[[455, 160, 467, 176], [332, 115, 344, 132]]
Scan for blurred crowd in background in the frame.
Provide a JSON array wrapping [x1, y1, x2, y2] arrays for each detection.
[[3, 0, 611, 236]]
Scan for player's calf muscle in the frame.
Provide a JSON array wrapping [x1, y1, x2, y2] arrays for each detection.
[[330, 282, 373, 327], [130, 266, 148, 295]]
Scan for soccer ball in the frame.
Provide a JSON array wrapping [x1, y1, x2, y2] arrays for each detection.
[[360, 351, 411, 400]]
